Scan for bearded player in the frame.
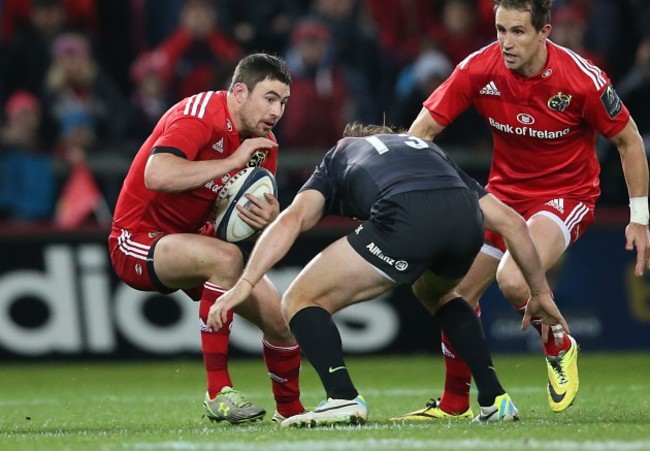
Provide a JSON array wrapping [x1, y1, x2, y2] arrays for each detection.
[[108, 53, 304, 424]]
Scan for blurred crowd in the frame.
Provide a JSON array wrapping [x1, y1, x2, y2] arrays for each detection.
[[0, 0, 648, 223]]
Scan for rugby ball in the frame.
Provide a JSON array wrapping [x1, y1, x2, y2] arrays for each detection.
[[213, 166, 277, 243]]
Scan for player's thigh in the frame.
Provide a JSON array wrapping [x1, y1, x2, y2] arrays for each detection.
[[412, 271, 462, 314], [153, 233, 243, 289], [501, 214, 567, 277], [282, 236, 396, 320], [497, 214, 567, 297], [456, 251, 500, 308]]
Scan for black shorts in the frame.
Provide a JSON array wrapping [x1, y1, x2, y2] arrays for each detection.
[[346, 188, 484, 285]]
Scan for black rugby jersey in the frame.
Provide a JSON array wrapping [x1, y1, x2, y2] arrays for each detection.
[[300, 134, 487, 219]]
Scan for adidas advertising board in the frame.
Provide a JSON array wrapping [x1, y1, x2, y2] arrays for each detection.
[[0, 227, 647, 358]]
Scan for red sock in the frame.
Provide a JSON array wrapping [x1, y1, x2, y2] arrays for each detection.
[[199, 282, 234, 398], [438, 306, 480, 414], [515, 298, 570, 357], [263, 339, 305, 417]]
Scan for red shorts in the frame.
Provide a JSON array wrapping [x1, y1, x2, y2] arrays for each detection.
[[483, 197, 595, 256], [108, 228, 176, 293]]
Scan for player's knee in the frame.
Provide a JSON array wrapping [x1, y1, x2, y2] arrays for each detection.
[[496, 269, 528, 305], [215, 244, 245, 283]]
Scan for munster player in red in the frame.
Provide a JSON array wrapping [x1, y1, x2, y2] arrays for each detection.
[[393, 0, 650, 421], [108, 53, 304, 424]]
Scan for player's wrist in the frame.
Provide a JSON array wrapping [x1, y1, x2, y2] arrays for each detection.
[[629, 196, 649, 225], [240, 277, 256, 288]]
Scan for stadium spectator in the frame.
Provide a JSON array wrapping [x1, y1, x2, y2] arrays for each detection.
[[426, 0, 493, 65], [389, 48, 491, 159], [207, 124, 568, 427], [130, 0, 185, 52], [0, 0, 68, 119], [127, 51, 175, 144], [618, 37, 650, 143], [151, 0, 242, 101], [398, 0, 649, 421], [108, 53, 304, 425], [549, 5, 607, 72], [44, 32, 130, 156], [278, 19, 350, 149], [218, 0, 307, 56], [365, 0, 437, 67], [0, 0, 97, 43], [598, 36, 650, 205], [553, 0, 635, 82], [0, 90, 56, 221], [309, 0, 384, 119]]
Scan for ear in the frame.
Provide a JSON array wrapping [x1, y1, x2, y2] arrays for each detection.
[[540, 24, 552, 40], [231, 82, 248, 103]]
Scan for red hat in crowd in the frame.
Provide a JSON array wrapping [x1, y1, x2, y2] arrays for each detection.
[[130, 51, 173, 86], [4, 90, 40, 116], [291, 20, 330, 44]]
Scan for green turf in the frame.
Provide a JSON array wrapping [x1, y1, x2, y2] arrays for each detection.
[[1, 353, 650, 450]]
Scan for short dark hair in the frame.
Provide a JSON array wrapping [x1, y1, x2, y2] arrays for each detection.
[[228, 53, 291, 92], [492, 0, 553, 31]]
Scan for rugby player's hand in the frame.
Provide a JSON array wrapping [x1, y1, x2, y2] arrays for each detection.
[[522, 292, 570, 346], [236, 193, 280, 231], [207, 278, 253, 331], [625, 222, 650, 276], [230, 137, 276, 169]]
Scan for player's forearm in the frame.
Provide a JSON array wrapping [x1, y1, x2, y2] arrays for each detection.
[[241, 211, 303, 286], [620, 144, 649, 198], [503, 222, 551, 297], [615, 119, 648, 199], [144, 153, 241, 192], [408, 108, 443, 141]]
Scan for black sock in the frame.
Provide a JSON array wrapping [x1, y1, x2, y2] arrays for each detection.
[[289, 306, 358, 400], [434, 297, 505, 406]]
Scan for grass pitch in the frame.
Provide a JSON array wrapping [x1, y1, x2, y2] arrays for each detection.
[[1, 353, 649, 450]]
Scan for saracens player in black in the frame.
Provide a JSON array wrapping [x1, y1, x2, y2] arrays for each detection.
[[208, 123, 569, 427]]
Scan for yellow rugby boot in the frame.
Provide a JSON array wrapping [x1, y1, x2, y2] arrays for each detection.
[[546, 335, 579, 412]]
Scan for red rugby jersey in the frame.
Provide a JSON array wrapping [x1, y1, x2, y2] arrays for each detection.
[[424, 40, 630, 207], [112, 90, 278, 233]]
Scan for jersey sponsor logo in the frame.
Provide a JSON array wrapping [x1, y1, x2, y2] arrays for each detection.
[[516, 113, 535, 125], [547, 92, 572, 112], [204, 180, 224, 193], [366, 242, 396, 266], [479, 81, 501, 96], [600, 84, 622, 119], [212, 138, 224, 153], [488, 117, 570, 139]]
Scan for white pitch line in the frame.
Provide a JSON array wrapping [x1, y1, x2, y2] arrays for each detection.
[[127, 438, 650, 451]]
